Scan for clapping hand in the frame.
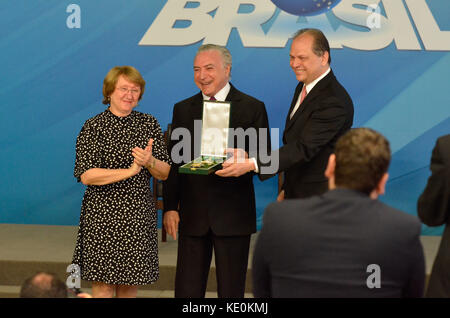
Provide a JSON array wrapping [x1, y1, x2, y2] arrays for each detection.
[[132, 139, 154, 168]]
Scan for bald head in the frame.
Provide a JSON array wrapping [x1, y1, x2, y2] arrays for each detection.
[[20, 272, 68, 298]]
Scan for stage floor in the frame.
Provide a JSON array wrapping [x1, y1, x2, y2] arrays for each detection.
[[0, 224, 442, 298]]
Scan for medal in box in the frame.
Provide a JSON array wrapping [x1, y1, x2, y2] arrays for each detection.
[[179, 100, 231, 175]]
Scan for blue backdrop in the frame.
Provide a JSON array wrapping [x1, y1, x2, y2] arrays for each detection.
[[1, 0, 449, 235]]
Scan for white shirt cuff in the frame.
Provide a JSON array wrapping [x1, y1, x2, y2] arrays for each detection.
[[250, 157, 258, 173]]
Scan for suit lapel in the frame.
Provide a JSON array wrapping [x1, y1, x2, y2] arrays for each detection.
[[284, 71, 335, 133], [225, 83, 242, 127], [225, 83, 242, 103], [285, 82, 303, 128]]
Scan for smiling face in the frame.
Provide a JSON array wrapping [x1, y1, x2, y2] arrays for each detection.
[[289, 33, 329, 85], [109, 75, 141, 116], [193, 49, 230, 98]]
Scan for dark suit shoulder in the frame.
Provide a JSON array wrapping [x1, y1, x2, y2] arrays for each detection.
[[262, 197, 318, 227], [373, 200, 422, 235], [171, 93, 202, 121], [268, 192, 420, 231], [234, 89, 264, 105], [310, 71, 352, 105], [436, 134, 450, 162], [174, 92, 202, 108], [417, 134, 450, 226], [262, 201, 287, 226], [437, 134, 450, 145], [323, 76, 353, 106]]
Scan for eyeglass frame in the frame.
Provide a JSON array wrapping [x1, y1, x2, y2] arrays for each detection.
[[116, 86, 141, 96]]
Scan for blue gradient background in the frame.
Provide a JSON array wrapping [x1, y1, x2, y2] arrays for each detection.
[[1, 1, 449, 235]]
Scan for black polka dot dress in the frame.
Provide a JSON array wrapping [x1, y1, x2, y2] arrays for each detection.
[[72, 108, 170, 285]]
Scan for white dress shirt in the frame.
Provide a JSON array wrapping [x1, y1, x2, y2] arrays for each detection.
[[202, 82, 231, 101], [290, 67, 331, 119]]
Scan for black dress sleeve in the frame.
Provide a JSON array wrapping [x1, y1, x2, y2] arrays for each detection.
[[74, 121, 102, 182], [149, 116, 171, 165]]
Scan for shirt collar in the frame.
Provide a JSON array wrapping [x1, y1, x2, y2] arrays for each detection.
[[304, 67, 331, 94], [202, 82, 231, 101]]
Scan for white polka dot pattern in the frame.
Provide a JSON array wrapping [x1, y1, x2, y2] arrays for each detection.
[[72, 108, 170, 285]]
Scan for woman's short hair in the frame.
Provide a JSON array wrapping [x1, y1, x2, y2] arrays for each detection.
[[102, 66, 146, 105]]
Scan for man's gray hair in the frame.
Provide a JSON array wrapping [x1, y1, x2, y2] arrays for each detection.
[[196, 44, 232, 68]]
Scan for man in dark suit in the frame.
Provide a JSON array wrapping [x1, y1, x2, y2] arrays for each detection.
[[252, 128, 425, 298], [418, 134, 450, 297], [163, 44, 270, 297], [272, 28, 354, 200]]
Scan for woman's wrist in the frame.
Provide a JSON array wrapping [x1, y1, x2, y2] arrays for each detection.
[[129, 162, 141, 176], [147, 157, 156, 169]]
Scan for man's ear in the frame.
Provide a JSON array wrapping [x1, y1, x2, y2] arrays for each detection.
[[325, 154, 336, 179], [322, 51, 330, 66], [376, 173, 389, 196], [225, 64, 231, 77]]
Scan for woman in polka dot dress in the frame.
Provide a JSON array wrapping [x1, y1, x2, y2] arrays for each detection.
[[72, 66, 171, 298]]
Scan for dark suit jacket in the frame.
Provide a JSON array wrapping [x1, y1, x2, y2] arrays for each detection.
[[418, 134, 450, 297], [252, 189, 425, 298], [163, 84, 270, 236], [266, 70, 353, 198]]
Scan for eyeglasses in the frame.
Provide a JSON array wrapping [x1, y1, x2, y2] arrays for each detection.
[[117, 87, 141, 96]]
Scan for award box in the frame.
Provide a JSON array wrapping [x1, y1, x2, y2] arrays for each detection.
[[179, 100, 231, 175]]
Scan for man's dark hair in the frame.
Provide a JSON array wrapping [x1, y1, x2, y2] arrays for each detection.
[[334, 128, 391, 194], [20, 272, 68, 298], [293, 28, 331, 65]]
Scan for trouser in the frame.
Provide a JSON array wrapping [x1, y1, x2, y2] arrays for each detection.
[[175, 229, 251, 298]]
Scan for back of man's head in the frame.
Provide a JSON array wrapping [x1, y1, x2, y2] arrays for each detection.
[[20, 272, 67, 298], [334, 128, 391, 194]]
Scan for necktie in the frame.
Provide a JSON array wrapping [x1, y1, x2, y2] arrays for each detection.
[[209, 96, 216, 101], [290, 85, 307, 119]]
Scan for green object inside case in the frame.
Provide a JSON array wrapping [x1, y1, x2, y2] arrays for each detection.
[[178, 100, 231, 176], [178, 156, 225, 175]]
